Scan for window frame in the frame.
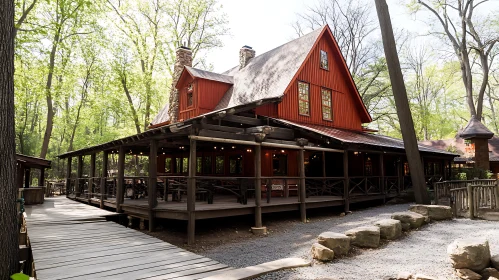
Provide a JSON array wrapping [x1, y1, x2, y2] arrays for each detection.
[[186, 83, 194, 108], [320, 50, 329, 70], [321, 87, 333, 121], [298, 81, 310, 116]]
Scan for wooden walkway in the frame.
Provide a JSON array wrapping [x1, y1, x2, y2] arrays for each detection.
[[25, 197, 233, 280]]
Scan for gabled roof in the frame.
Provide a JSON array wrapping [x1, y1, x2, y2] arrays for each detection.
[[180, 66, 234, 85], [275, 119, 456, 156], [16, 154, 52, 168], [460, 116, 494, 139], [150, 102, 170, 127]]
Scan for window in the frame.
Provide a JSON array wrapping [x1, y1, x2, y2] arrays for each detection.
[[298, 82, 310, 116], [273, 154, 288, 175], [203, 156, 212, 174], [196, 157, 202, 173], [182, 158, 188, 173], [215, 156, 224, 174], [175, 158, 182, 173], [365, 157, 372, 176], [187, 83, 193, 107], [321, 88, 332, 120], [229, 155, 243, 174], [320, 50, 328, 70], [165, 158, 172, 173]]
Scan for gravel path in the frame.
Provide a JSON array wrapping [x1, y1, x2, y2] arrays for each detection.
[[202, 204, 499, 279]]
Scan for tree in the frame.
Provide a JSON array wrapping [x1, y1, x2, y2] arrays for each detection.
[[375, 0, 430, 204], [412, 0, 499, 121], [0, 0, 19, 277]]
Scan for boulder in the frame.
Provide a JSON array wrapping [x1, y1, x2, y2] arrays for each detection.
[[480, 268, 499, 279], [492, 254, 499, 270], [409, 204, 452, 221], [413, 274, 437, 280], [345, 226, 380, 248], [317, 232, 350, 256], [490, 277, 499, 280], [401, 222, 411, 232], [311, 243, 334, 261], [447, 238, 491, 271], [391, 211, 426, 229], [396, 272, 413, 280], [455, 268, 481, 280], [375, 219, 402, 240]]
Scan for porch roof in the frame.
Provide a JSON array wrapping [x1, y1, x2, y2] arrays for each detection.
[[17, 154, 52, 169]]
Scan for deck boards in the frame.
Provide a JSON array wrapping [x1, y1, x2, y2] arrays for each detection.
[[27, 197, 231, 280]]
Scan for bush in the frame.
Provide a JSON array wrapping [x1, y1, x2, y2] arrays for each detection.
[[451, 167, 493, 180]]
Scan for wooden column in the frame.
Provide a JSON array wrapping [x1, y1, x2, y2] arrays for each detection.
[[100, 151, 108, 209], [89, 153, 96, 202], [76, 155, 83, 197], [397, 159, 402, 194], [380, 153, 385, 195], [322, 151, 326, 177], [343, 151, 350, 212], [298, 149, 306, 222], [24, 168, 30, 188], [467, 184, 475, 219], [116, 146, 125, 212], [39, 168, 45, 187], [254, 145, 262, 228], [148, 139, 158, 232], [187, 139, 197, 244], [66, 157, 72, 197]]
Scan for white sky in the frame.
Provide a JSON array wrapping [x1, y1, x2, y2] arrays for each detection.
[[208, 0, 422, 72]]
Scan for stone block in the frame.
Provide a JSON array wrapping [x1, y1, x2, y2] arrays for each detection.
[[375, 219, 402, 240], [455, 268, 481, 280], [317, 232, 350, 256], [345, 226, 380, 248], [409, 205, 452, 221], [447, 238, 491, 272], [492, 254, 499, 270], [391, 211, 425, 229], [311, 243, 334, 261], [480, 267, 499, 279]]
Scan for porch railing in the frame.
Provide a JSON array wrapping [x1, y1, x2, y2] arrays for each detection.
[[435, 179, 496, 204], [450, 184, 499, 218], [349, 176, 382, 196]]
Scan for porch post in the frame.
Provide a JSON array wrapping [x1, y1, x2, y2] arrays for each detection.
[[116, 146, 125, 212], [24, 168, 30, 188], [66, 157, 72, 197], [39, 168, 45, 187], [322, 151, 326, 177], [100, 151, 108, 208], [148, 139, 158, 232], [397, 159, 402, 194], [187, 138, 197, 244], [76, 155, 83, 197], [298, 149, 307, 222], [89, 153, 96, 202], [254, 145, 262, 228], [380, 153, 385, 195], [343, 151, 350, 212]]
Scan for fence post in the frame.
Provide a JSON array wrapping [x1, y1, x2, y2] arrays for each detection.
[[434, 182, 438, 205], [467, 184, 475, 219], [495, 181, 499, 210]]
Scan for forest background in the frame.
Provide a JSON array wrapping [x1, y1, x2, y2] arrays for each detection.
[[13, 0, 499, 178]]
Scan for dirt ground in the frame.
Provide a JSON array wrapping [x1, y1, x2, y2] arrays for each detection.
[[137, 200, 388, 253]]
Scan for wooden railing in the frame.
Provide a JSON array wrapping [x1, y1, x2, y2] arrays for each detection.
[[305, 177, 344, 197], [349, 176, 381, 195], [450, 187, 469, 217], [449, 184, 499, 218], [472, 184, 498, 213], [434, 179, 496, 204]]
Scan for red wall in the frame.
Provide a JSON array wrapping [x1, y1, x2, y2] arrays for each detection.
[[276, 33, 364, 131]]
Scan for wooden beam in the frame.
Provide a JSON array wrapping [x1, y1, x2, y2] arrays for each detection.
[[39, 168, 45, 188], [89, 153, 96, 202], [254, 145, 262, 228], [380, 153, 385, 196], [217, 114, 264, 126], [343, 151, 350, 212], [198, 129, 255, 141], [100, 151, 108, 209], [187, 138, 197, 244], [298, 149, 306, 222], [24, 168, 30, 188], [66, 157, 72, 197], [116, 146, 125, 213], [200, 123, 245, 134], [189, 135, 259, 146], [148, 139, 158, 232], [76, 156, 83, 197]]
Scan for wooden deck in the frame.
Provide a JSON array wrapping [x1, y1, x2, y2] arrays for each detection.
[[25, 197, 233, 280]]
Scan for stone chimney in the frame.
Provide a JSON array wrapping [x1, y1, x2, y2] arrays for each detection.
[[239, 45, 255, 69], [168, 46, 192, 123]]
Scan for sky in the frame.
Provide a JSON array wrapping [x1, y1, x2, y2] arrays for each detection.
[[208, 0, 423, 72]]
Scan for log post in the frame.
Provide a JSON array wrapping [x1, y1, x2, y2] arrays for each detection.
[[89, 153, 96, 202], [298, 149, 306, 222], [254, 145, 263, 228], [495, 182, 499, 210], [343, 151, 350, 212], [467, 184, 475, 219], [187, 138, 197, 244], [76, 155, 83, 197], [380, 153, 385, 196], [66, 157, 72, 197], [116, 146, 125, 212], [148, 139, 158, 232], [24, 168, 30, 188], [100, 151, 108, 209], [39, 168, 45, 188]]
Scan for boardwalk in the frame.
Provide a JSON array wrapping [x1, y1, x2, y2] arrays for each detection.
[[25, 197, 232, 280]]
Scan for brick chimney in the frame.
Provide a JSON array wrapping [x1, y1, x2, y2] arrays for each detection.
[[168, 46, 192, 123], [239, 45, 255, 69]]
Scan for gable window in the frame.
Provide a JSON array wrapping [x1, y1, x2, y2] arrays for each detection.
[[320, 50, 328, 70], [321, 88, 332, 121], [298, 82, 310, 116], [187, 83, 193, 107]]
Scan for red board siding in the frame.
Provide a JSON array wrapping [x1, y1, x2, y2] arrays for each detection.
[[179, 77, 231, 121], [277, 33, 364, 131], [178, 76, 198, 121], [256, 103, 278, 118]]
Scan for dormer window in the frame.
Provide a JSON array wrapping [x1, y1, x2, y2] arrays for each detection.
[[320, 50, 328, 70], [187, 83, 193, 107], [298, 81, 310, 116]]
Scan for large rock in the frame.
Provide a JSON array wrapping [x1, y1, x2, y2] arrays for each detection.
[[311, 243, 334, 261], [455, 268, 481, 280], [396, 272, 413, 280], [492, 254, 499, 270], [413, 274, 437, 280], [391, 211, 426, 229], [409, 204, 452, 221], [447, 238, 491, 271], [345, 226, 380, 248], [480, 268, 499, 279], [317, 232, 350, 256], [375, 219, 402, 240]]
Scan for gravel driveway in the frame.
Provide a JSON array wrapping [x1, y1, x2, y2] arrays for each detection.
[[201, 203, 499, 279]]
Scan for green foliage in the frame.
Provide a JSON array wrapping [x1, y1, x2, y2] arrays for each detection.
[[452, 168, 493, 180]]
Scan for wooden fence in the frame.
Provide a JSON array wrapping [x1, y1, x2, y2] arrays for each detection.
[[434, 179, 496, 204], [446, 183, 499, 218]]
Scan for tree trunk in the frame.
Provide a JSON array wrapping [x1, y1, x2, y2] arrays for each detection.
[[0, 0, 19, 277], [375, 0, 430, 204], [120, 74, 141, 134]]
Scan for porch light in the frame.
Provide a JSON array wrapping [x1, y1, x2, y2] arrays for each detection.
[[140, 152, 143, 155], [246, 148, 252, 153], [162, 152, 165, 155], [221, 147, 224, 150], [232, 146, 235, 149], [281, 150, 285, 153], [214, 146, 217, 150]]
